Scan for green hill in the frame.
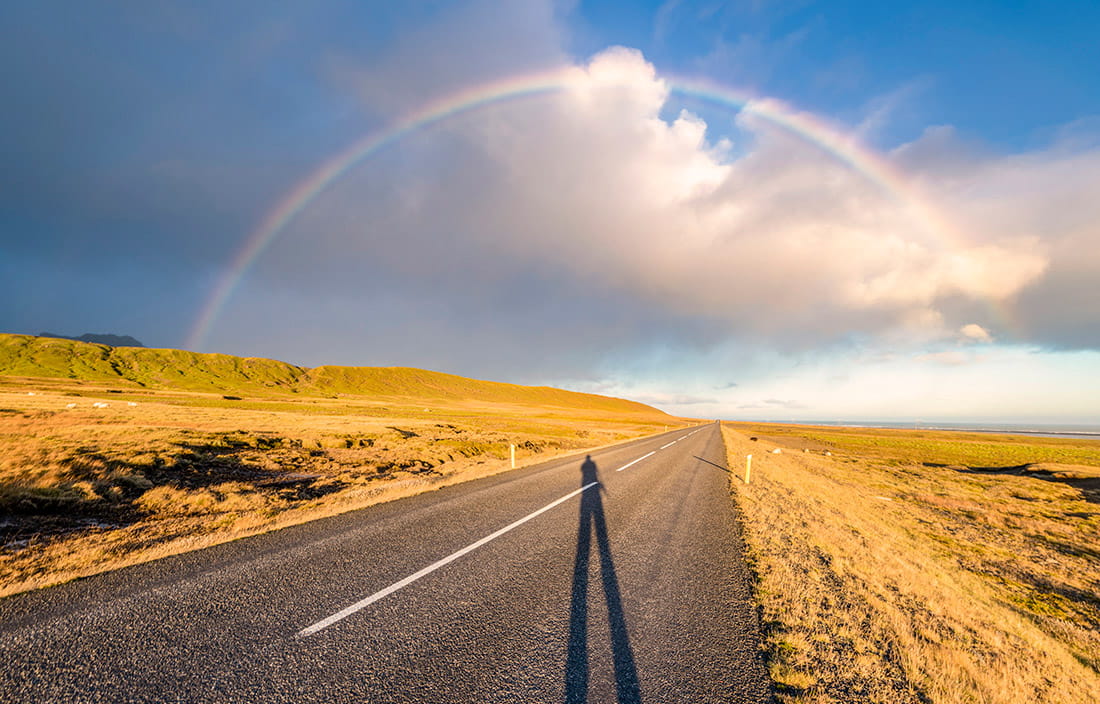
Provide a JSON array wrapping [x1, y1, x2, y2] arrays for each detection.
[[0, 333, 666, 416]]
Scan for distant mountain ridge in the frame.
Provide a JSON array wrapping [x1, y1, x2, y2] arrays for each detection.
[[38, 332, 145, 347], [0, 333, 666, 417]]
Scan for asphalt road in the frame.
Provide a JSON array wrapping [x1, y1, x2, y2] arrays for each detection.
[[0, 422, 770, 703]]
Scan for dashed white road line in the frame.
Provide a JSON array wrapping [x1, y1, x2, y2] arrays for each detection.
[[615, 450, 656, 472], [297, 480, 600, 637], [299, 436, 679, 637]]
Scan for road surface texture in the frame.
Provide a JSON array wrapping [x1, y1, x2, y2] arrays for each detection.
[[0, 422, 769, 703]]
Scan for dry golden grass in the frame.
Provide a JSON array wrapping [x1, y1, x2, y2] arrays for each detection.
[[0, 377, 679, 597], [721, 422, 1100, 703]]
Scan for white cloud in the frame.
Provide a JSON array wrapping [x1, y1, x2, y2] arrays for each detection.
[[960, 323, 992, 343], [632, 392, 718, 406], [915, 350, 978, 366], [254, 45, 1098, 380], [764, 398, 806, 408], [337, 47, 1049, 346], [896, 125, 1100, 348]]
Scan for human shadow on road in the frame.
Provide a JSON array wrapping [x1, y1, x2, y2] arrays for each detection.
[[564, 456, 641, 704]]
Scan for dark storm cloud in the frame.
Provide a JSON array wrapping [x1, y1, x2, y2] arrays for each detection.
[[1, 3, 370, 259]]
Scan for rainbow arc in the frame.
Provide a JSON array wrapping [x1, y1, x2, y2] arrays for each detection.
[[186, 69, 997, 350]]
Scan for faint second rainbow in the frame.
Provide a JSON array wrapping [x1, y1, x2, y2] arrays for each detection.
[[186, 68, 971, 350]]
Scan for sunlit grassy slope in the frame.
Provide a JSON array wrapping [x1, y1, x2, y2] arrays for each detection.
[[0, 333, 661, 416]]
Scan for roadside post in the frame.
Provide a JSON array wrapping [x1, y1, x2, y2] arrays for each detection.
[[510, 444, 516, 469], [745, 454, 752, 484]]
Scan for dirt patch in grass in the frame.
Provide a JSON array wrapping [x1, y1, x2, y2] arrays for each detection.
[[722, 422, 1100, 704]]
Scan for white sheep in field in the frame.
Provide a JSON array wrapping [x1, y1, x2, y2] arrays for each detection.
[[66, 403, 77, 409], [27, 392, 36, 396], [92, 402, 109, 408], [127, 402, 137, 407]]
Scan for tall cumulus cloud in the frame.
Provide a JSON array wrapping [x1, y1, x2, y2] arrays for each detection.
[[268, 47, 1081, 361]]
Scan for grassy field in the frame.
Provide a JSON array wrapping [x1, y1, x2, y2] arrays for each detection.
[[721, 422, 1100, 703], [0, 344, 678, 597]]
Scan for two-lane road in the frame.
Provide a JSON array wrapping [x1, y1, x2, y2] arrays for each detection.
[[0, 422, 769, 703]]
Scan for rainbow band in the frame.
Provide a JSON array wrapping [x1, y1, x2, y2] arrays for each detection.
[[186, 70, 975, 351]]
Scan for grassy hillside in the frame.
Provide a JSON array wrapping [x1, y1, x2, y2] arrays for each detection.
[[0, 333, 664, 416], [0, 333, 682, 595]]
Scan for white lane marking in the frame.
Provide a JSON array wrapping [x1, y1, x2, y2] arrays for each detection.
[[615, 450, 656, 472], [660, 441, 676, 449], [297, 481, 600, 637]]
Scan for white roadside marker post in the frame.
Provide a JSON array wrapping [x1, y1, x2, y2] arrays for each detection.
[[745, 454, 752, 484], [510, 444, 516, 469]]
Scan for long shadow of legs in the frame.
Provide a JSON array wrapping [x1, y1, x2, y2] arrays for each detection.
[[565, 456, 641, 704]]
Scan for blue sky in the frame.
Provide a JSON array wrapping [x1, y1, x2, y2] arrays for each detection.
[[575, 1, 1100, 148], [2, 1, 1099, 422]]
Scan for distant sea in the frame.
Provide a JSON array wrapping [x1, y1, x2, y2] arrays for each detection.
[[751, 420, 1100, 441]]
